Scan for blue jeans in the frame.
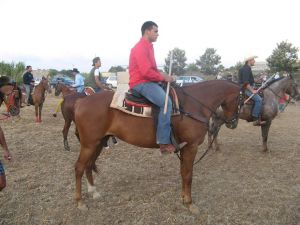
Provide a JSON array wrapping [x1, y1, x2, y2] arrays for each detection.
[[245, 90, 263, 118], [94, 87, 102, 93], [133, 82, 172, 144]]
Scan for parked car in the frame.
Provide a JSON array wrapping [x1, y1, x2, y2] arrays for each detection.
[[50, 75, 74, 88], [106, 75, 117, 88], [176, 75, 203, 87]]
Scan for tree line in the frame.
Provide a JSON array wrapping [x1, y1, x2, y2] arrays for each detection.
[[1, 40, 298, 84], [164, 40, 299, 76]]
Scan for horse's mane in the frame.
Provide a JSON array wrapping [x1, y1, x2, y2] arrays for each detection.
[[264, 76, 285, 89], [0, 76, 11, 88]]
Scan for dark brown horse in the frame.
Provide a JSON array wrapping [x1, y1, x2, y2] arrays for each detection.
[[208, 75, 300, 152], [73, 80, 242, 213], [28, 77, 51, 123], [54, 82, 87, 150]]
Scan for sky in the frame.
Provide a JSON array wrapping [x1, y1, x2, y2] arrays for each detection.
[[0, 0, 299, 72]]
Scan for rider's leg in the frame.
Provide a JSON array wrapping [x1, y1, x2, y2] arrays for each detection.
[[245, 90, 265, 125], [133, 82, 174, 152]]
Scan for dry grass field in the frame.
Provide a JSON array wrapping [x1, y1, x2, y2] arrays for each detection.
[[0, 93, 299, 225]]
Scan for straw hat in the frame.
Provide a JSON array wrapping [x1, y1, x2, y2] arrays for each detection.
[[244, 55, 257, 62]]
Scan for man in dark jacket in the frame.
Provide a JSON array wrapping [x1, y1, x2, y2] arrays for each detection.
[[23, 65, 34, 105], [239, 56, 266, 126]]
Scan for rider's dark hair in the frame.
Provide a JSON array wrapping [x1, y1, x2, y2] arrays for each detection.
[[26, 65, 32, 70], [141, 21, 158, 36]]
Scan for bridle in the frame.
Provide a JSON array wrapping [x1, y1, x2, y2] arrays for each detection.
[[177, 86, 243, 128], [1, 84, 21, 117]]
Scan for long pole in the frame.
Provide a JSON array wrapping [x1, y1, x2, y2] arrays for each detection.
[[244, 74, 276, 104], [163, 51, 173, 114]]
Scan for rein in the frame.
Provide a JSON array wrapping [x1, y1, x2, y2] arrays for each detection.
[[174, 85, 243, 165]]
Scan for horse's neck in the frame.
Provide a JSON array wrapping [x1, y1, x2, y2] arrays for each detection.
[[62, 86, 73, 96], [265, 78, 288, 98]]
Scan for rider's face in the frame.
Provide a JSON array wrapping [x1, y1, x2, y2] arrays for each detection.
[[146, 26, 159, 42]]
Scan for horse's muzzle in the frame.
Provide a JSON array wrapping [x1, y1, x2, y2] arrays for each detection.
[[8, 105, 20, 116], [225, 119, 238, 129]]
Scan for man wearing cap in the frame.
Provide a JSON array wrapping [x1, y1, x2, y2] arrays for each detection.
[[239, 56, 266, 126], [89, 57, 108, 92], [129, 21, 175, 154], [71, 68, 85, 93]]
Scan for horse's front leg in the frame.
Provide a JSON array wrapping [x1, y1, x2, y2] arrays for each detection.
[[180, 144, 200, 214], [62, 118, 72, 151], [35, 104, 39, 123], [261, 120, 272, 152], [38, 103, 43, 123]]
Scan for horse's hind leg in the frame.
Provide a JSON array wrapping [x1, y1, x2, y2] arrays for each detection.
[[85, 141, 104, 199], [180, 145, 200, 215], [62, 118, 72, 151], [75, 145, 97, 210]]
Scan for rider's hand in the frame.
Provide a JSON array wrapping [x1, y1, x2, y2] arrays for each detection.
[[252, 90, 257, 94], [162, 74, 175, 83]]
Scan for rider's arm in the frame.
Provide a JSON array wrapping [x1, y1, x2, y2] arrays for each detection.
[[133, 46, 164, 82], [94, 75, 107, 90], [0, 126, 11, 161]]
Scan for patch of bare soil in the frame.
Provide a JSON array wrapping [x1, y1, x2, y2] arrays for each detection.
[[0, 94, 299, 225]]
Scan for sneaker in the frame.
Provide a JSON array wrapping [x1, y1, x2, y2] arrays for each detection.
[[159, 144, 175, 154], [103, 142, 110, 149], [112, 137, 118, 145]]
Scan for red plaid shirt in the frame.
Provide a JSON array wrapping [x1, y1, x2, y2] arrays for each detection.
[[129, 38, 164, 89]]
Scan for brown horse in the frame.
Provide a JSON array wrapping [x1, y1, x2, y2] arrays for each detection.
[[0, 77, 22, 117], [73, 80, 242, 213], [208, 75, 300, 152], [54, 82, 76, 98], [54, 82, 117, 151], [29, 77, 51, 123]]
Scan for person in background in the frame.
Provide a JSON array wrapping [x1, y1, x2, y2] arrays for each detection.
[[89, 57, 109, 92], [238, 56, 266, 126], [89, 57, 118, 147], [0, 126, 12, 191], [23, 65, 34, 106], [71, 68, 85, 93], [279, 94, 289, 113]]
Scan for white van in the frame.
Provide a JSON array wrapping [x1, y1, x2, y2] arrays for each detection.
[[106, 75, 117, 88]]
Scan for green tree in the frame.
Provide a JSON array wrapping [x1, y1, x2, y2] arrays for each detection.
[[0, 61, 25, 84], [164, 48, 187, 75], [196, 48, 222, 75], [108, 66, 126, 73], [185, 63, 201, 75], [267, 41, 299, 73], [48, 69, 59, 78]]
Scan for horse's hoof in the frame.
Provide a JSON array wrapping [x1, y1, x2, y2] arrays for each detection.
[[93, 192, 101, 199], [77, 201, 88, 211], [53, 114, 57, 117], [188, 203, 200, 215]]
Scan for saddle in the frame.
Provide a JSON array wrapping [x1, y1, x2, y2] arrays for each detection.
[[110, 86, 180, 117]]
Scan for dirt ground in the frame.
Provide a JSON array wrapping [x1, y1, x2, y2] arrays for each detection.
[[0, 93, 299, 225]]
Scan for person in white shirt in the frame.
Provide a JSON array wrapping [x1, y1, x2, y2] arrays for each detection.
[[71, 68, 85, 93]]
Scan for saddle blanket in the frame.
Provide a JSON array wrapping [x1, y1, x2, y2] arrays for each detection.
[[110, 88, 180, 118]]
